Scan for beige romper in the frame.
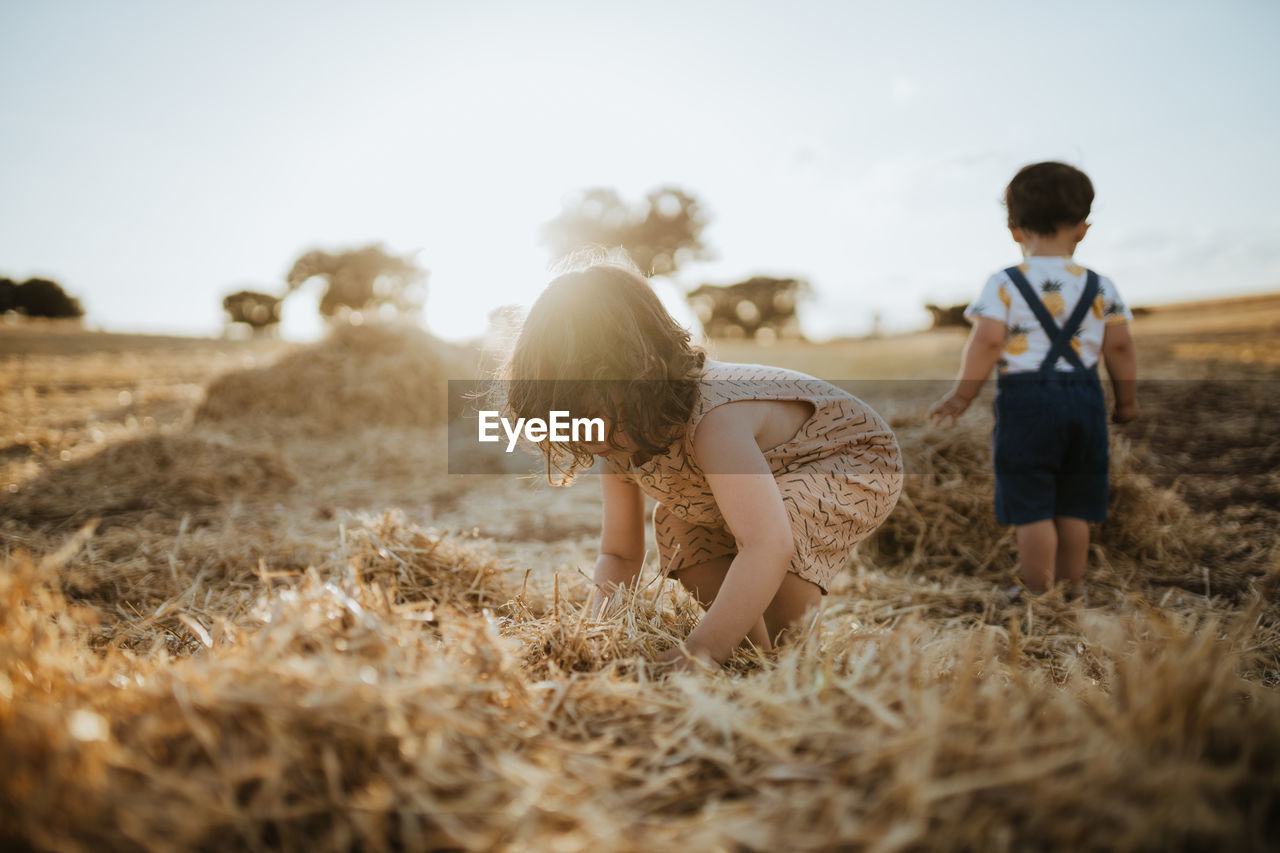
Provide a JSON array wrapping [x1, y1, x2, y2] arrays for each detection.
[[604, 360, 903, 593]]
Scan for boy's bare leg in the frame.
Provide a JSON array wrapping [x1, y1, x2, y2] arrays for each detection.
[[763, 573, 822, 647], [672, 557, 772, 651], [1015, 520, 1057, 594], [1053, 516, 1089, 593]]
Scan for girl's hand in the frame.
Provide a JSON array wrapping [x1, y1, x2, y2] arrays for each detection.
[[927, 391, 972, 428], [589, 586, 612, 620], [654, 644, 715, 674]]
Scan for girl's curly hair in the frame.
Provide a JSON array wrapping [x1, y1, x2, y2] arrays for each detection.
[[500, 259, 705, 484]]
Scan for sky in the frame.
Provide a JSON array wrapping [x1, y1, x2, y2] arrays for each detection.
[[3, 0, 1279, 342]]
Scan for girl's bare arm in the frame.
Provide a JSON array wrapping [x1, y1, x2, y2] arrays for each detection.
[[592, 468, 646, 611], [676, 406, 796, 664]]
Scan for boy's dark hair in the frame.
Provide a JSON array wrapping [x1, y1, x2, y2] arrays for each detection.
[[1004, 162, 1094, 235], [502, 261, 705, 483]]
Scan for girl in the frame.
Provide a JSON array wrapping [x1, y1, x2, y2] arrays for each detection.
[[504, 261, 902, 670]]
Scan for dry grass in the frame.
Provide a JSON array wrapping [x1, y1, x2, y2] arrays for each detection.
[[2, 318, 1278, 851], [3, 434, 295, 527], [195, 323, 471, 435], [868, 421, 1275, 607]]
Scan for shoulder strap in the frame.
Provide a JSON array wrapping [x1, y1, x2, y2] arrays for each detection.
[[1040, 270, 1099, 373], [1003, 266, 1058, 339], [1002, 266, 1092, 373]]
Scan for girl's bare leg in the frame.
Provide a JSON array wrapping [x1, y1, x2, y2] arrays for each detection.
[[1053, 516, 1089, 593], [671, 557, 772, 651], [1015, 520, 1056, 594], [763, 573, 822, 647]]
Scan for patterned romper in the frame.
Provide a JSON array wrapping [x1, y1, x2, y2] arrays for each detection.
[[604, 360, 903, 593]]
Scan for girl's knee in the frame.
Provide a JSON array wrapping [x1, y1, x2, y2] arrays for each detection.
[[674, 572, 709, 606], [670, 557, 733, 608], [764, 573, 823, 644]]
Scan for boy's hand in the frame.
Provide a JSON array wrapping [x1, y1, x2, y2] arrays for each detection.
[[927, 391, 972, 429], [1112, 401, 1140, 424]]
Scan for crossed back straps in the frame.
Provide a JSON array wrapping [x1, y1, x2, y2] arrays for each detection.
[[1002, 266, 1100, 374]]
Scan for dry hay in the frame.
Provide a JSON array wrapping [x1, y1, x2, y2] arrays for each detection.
[[865, 419, 1277, 606], [0, 434, 294, 528], [1129, 378, 1280, 518], [1, 506, 335, 654], [2, 512, 1279, 852], [195, 323, 475, 435], [5, 345, 1280, 850]]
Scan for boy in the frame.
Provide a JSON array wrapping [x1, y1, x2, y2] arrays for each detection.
[[928, 161, 1139, 600]]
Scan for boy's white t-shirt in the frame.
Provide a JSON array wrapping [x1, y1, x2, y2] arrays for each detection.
[[964, 256, 1133, 374]]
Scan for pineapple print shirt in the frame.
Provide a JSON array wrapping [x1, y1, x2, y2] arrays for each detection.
[[964, 257, 1132, 374]]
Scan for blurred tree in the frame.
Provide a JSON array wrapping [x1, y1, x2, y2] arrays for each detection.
[[0, 277, 84, 319], [285, 244, 426, 319], [540, 186, 710, 276], [0, 279, 17, 314], [687, 276, 809, 341], [924, 303, 970, 328], [222, 289, 283, 335]]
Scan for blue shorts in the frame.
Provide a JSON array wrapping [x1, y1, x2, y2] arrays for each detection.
[[992, 370, 1109, 525]]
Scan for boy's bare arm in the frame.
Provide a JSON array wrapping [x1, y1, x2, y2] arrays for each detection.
[[1101, 323, 1139, 423], [928, 317, 1006, 427]]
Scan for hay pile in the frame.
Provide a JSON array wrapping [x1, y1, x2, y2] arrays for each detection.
[[196, 323, 474, 435], [0, 434, 294, 527], [3, 504, 1279, 851], [189, 321, 483, 509]]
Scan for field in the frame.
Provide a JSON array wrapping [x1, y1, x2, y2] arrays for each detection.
[[2, 298, 1279, 852]]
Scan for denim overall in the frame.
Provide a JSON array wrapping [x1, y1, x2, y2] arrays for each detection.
[[992, 267, 1109, 525]]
